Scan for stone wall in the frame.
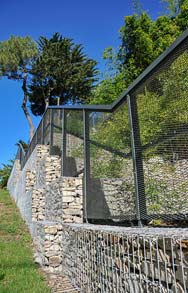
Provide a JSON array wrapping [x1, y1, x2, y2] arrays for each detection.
[[33, 221, 188, 292], [7, 145, 84, 235], [45, 177, 83, 224], [33, 221, 63, 273], [7, 142, 188, 292], [60, 224, 188, 292]]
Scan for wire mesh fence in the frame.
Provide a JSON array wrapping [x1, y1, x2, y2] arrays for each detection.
[[131, 34, 188, 224], [16, 29, 188, 227]]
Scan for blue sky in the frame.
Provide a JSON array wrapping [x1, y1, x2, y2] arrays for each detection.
[[0, 0, 165, 166]]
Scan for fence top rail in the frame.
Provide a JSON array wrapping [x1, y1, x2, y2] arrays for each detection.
[[47, 104, 112, 112]]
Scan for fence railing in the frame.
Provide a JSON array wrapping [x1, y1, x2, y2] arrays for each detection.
[[16, 29, 188, 226]]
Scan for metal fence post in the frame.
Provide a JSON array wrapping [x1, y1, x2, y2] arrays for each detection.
[[41, 118, 44, 144], [83, 110, 90, 223], [127, 94, 147, 227], [49, 108, 54, 149], [62, 109, 67, 176], [35, 129, 38, 146]]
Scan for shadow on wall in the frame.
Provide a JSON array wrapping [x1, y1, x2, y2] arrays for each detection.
[[63, 157, 78, 177], [87, 178, 111, 220]]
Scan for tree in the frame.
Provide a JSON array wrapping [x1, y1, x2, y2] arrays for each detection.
[[91, 0, 188, 106], [0, 161, 13, 189], [118, 13, 181, 86], [90, 72, 126, 105], [0, 36, 38, 140], [29, 33, 98, 116], [162, 0, 188, 17]]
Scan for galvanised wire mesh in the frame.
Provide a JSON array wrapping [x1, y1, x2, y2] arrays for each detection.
[[43, 109, 51, 145], [61, 224, 188, 293], [36, 120, 42, 145], [87, 104, 136, 222], [130, 35, 188, 224], [65, 110, 84, 177], [51, 108, 62, 155], [16, 30, 188, 227]]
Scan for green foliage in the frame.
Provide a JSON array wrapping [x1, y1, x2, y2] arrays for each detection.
[[0, 161, 13, 189], [176, 0, 188, 30], [29, 33, 98, 115], [90, 72, 127, 105], [0, 35, 38, 78], [118, 12, 181, 86], [0, 35, 38, 140], [91, 105, 131, 152], [162, 0, 188, 18], [137, 51, 188, 159], [92, 2, 188, 106], [66, 111, 83, 136], [91, 151, 124, 178], [89, 50, 188, 177]]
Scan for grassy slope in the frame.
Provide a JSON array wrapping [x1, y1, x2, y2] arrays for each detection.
[[0, 189, 50, 293]]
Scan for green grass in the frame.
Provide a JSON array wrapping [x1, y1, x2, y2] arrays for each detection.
[[0, 189, 50, 293]]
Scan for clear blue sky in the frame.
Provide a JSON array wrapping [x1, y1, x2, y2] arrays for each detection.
[[0, 0, 165, 166]]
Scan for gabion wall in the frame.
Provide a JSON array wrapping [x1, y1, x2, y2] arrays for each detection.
[[61, 224, 188, 293]]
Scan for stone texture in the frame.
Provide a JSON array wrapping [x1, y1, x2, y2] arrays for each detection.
[[45, 177, 83, 224], [8, 144, 84, 231], [60, 224, 188, 293], [7, 140, 188, 292], [34, 221, 63, 273]]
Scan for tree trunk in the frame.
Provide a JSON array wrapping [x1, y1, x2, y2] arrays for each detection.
[[45, 88, 52, 109], [21, 77, 35, 141], [45, 97, 49, 109]]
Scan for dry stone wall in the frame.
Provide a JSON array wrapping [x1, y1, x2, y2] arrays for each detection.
[[45, 177, 83, 223], [33, 221, 188, 291], [7, 142, 188, 292], [60, 224, 188, 293], [7, 145, 84, 236], [33, 221, 63, 273], [32, 188, 45, 221]]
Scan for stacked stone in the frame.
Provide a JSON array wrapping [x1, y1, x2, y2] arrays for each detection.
[[25, 170, 36, 192], [43, 223, 63, 273], [45, 156, 61, 184], [60, 225, 188, 293], [101, 178, 135, 217], [36, 145, 50, 163], [44, 177, 83, 223], [87, 178, 136, 220], [36, 155, 46, 188], [32, 188, 45, 221], [62, 178, 83, 224]]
